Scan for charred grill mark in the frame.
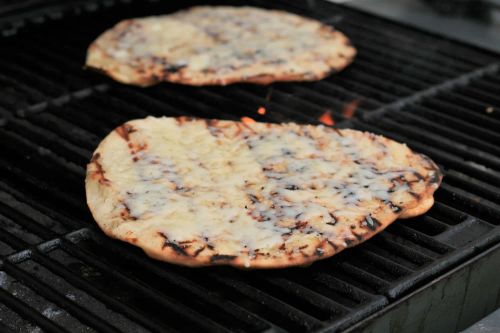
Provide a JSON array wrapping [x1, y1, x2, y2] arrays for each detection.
[[178, 240, 195, 244], [420, 154, 440, 172], [364, 215, 381, 231], [210, 254, 237, 263], [384, 200, 401, 213], [299, 245, 308, 250], [115, 124, 136, 141], [352, 231, 363, 241], [327, 240, 338, 252], [279, 243, 286, 250], [204, 119, 224, 137], [293, 221, 309, 231], [413, 171, 424, 181], [158, 232, 188, 256], [135, 143, 148, 153], [248, 194, 259, 204], [409, 191, 421, 199], [238, 122, 257, 135], [193, 246, 206, 257], [285, 185, 300, 190], [90, 153, 110, 185], [163, 64, 187, 74], [120, 202, 137, 221], [332, 128, 343, 137], [176, 116, 195, 125], [328, 212, 337, 225]]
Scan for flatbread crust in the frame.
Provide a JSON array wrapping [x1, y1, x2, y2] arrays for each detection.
[[86, 117, 442, 268], [86, 6, 356, 86]]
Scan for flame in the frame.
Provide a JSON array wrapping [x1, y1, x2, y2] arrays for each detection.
[[241, 116, 256, 124], [319, 110, 335, 126], [257, 107, 266, 115], [342, 100, 360, 119]]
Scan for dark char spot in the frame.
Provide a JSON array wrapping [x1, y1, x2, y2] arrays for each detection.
[[364, 216, 381, 231], [158, 232, 187, 256], [210, 254, 237, 263], [163, 64, 187, 73]]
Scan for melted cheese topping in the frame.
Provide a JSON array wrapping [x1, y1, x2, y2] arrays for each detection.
[[87, 117, 440, 267], [86, 6, 356, 86]]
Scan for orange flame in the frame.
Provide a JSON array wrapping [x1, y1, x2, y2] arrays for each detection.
[[342, 100, 360, 119], [241, 116, 256, 124], [319, 110, 335, 126], [257, 107, 266, 115]]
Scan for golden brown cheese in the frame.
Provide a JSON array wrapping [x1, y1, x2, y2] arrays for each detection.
[[86, 6, 356, 86], [86, 117, 442, 268]]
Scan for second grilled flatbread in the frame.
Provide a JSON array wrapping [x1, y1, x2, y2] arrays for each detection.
[[86, 117, 442, 268], [86, 6, 356, 86]]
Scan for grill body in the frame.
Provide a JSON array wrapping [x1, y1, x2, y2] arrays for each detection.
[[0, 1, 499, 332]]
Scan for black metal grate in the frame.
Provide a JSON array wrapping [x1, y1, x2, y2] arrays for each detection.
[[0, 0, 499, 332]]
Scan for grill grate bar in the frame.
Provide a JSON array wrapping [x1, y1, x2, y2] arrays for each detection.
[[443, 90, 498, 111], [0, 192, 62, 240], [370, 234, 434, 265], [255, 274, 351, 318], [87, 231, 275, 332], [208, 272, 325, 332], [0, 215, 30, 251], [16, 84, 108, 117], [393, 109, 500, 156], [332, 261, 391, 291], [338, 26, 470, 75], [0, 320, 16, 333], [439, 184, 500, 225], [0, 287, 68, 333], [445, 169, 500, 205], [0, 73, 47, 110], [428, 202, 468, 226], [420, 98, 500, 133], [0, 60, 66, 97], [330, 76, 400, 103], [459, 85, 500, 108], [356, 248, 415, 277], [337, 20, 486, 70], [364, 63, 499, 120], [353, 56, 439, 88], [31, 248, 169, 333], [388, 225, 454, 254], [378, 117, 500, 172], [7, 117, 91, 164], [261, 0, 496, 67], [58, 236, 238, 333], [3, 261, 122, 333], [0, 163, 88, 222]]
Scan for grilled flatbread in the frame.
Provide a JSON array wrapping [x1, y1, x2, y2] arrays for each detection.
[[86, 117, 442, 268], [86, 6, 356, 86]]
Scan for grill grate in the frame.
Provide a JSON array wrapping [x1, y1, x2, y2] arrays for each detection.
[[0, 0, 499, 332]]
